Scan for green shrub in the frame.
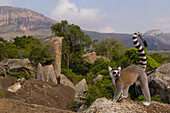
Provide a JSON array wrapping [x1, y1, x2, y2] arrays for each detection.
[[28, 46, 55, 66], [146, 56, 161, 71], [151, 95, 162, 102], [0, 90, 4, 98], [134, 95, 146, 101], [124, 48, 161, 71], [89, 58, 115, 76], [7, 72, 33, 80], [85, 79, 115, 107], [134, 95, 162, 102], [150, 53, 170, 64]]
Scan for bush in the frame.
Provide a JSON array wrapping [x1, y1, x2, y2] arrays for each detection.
[[0, 90, 4, 98], [124, 48, 161, 71], [89, 58, 115, 76], [85, 58, 115, 85], [134, 95, 162, 102], [28, 46, 55, 66], [146, 55, 161, 71], [150, 53, 170, 64], [7, 72, 33, 80], [85, 79, 115, 107]]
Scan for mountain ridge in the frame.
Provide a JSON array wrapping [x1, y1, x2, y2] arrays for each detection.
[[84, 30, 170, 50], [0, 6, 170, 50]]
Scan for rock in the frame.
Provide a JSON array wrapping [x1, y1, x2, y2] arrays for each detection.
[[59, 74, 75, 90], [0, 58, 34, 76], [83, 98, 170, 113], [93, 75, 103, 84], [0, 77, 17, 90], [74, 79, 88, 112], [75, 79, 88, 98], [3, 79, 75, 110], [135, 62, 170, 103], [41, 37, 63, 78], [77, 105, 88, 112], [0, 98, 75, 113], [84, 52, 110, 63], [148, 62, 170, 103], [7, 82, 21, 92], [36, 63, 58, 84]]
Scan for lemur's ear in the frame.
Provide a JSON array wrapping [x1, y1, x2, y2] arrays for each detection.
[[118, 66, 121, 70], [108, 66, 112, 71]]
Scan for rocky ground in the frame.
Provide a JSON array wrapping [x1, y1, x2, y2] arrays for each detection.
[[0, 97, 169, 113], [84, 98, 170, 113], [0, 98, 75, 113], [0, 78, 75, 111]]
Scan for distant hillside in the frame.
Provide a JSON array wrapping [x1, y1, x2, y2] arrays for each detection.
[[0, 6, 170, 50], [85, 30, 170, 51], [0, 6, 57, 40]]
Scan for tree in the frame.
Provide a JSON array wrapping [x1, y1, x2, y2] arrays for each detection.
[[0, 36, 54, 67], [28, 46, 55, 66], [124, 48, 160, 71], [0, 38, 19, 61], [93, 38, 126, 60], [14, 35, 40, 58], [51, 20, 92, 74]]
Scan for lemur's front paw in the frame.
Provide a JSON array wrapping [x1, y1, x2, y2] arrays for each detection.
[[113, 99, 117, 102], [118, 96, 128, 101]]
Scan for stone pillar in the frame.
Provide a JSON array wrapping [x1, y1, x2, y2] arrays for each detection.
[[51, 37, 63, 78], [41, 37, 63, 79]]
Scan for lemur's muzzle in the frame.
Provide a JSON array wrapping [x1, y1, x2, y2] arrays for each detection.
[[115, 75, 119, 77]]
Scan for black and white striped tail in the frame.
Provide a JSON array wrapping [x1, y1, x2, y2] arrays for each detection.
[[132, 32, 148, 71]]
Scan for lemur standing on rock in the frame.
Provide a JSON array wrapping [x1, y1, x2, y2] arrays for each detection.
[[108, 32, 151, 106]]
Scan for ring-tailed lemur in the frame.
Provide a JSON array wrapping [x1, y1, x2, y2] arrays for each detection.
[[108, 32, 151, 106]]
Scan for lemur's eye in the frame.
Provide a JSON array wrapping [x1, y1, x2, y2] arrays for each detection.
[[117, 72, 119, 74], [113, 72, 116, 74]]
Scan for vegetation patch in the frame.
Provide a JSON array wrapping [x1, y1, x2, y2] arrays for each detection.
[[0, 90, 4, 98], [7, 72, 33, 80]]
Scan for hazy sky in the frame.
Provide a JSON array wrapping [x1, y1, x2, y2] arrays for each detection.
[[1, 0, 170, 33]]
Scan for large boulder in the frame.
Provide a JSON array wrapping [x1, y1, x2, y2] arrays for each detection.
[[83, 98, 170, 113], [0, 58, 34, 76], [135, 62, 170, 103], [75, 79, 88, 99], [148, 62, 170, 103], [0, 77, 17, 90], [36, 63, 58, 84], [84, 52, 110, 63], [0, 98, 75, 113], [59, 74, 75, 90], [41, 37, 63, 78], [2, 79, 75, 110]]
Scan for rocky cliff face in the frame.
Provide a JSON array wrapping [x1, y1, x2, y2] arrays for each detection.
[[0, 6, 56, 31], [0, 6, 57, 39]]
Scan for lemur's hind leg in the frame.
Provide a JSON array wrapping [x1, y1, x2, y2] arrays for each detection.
[[138, 73, 151, 106]]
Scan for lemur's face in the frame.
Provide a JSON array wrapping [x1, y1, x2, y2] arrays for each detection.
[[108, 66, 121, 78]]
